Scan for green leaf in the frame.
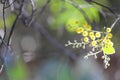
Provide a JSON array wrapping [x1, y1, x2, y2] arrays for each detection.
[[102, 45, 115, 55], [49, 0, 100, 32]]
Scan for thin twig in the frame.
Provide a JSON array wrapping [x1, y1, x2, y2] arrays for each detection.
[[3, 2, 6, 39], [85, 0, 117, 18], [84, 50, 102, 59], [102, 17, 120, 45], [20, 11, 77, 60], [0, 36, 7, 47], [4, 0, 16, 9], [30, 0, 35, 10], [39, 0, 50, 14], [0, 64, 4, 73], [110, 17, 120, 29], [27, 0, 36, 26], [32, 0, 51, 23], [7, 0, 24, 46], [27, 0, 51, 26], [32, 21, 77, 60], [0, 1, 7, 47]]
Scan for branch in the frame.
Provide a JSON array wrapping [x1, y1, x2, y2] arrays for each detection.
[[111, 17, 120, 29], [0, 1, 7, 47], [5, 0, 16, 10], [85, 0, 117, 18], [7, 0, 25, 46], [20, 12, 77, 61]]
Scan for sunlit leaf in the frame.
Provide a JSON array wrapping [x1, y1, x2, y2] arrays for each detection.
[[102, 45, 115, 55], [49, 0, 101, 32]]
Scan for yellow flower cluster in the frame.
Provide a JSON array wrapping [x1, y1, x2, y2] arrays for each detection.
[[76, 27, 112, 47], [103, 28, 113, 46], [76, 27, 83, 34], [75, 23, 115, 55], [76, 22, 92, 34], [65, 19, 118, 69], [83, 22, 92, 31], [75, 22, 102, 47]]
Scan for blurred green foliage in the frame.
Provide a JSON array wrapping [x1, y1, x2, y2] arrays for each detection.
[[35, 0, 47, 8], [0, 0, 109, 32], [0, 13, 16, 29], [5, 58, 28, 80], [57, 63, 73, 80], [49, 0, 100, 32], [37, 58, 73, 80], [49, 0, 110, 32]]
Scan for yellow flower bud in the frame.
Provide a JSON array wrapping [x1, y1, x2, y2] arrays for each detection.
[[107, 33, 112, 38], [76, 27, 84, 34], [105, 40, 114, 47], [89, 32, 94, 37], [106, 28, 111, 33], [91, 41, 97, 46], [105, 39, 110, 43], [90, 35, 96, 40], [84, 37, 89, 43], [86, 25, 92, 31], [95, 32, 101, 38], [82, 31, 88, 36]]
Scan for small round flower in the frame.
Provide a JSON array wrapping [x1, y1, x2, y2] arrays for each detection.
[[89, 32, 94, 37], [107, 33, 112, 38], [84, 37, 89, 43], [82, 22, 88, 26], [86, 25, 92, 31], [76, 27, 84, 34], [82, 31, 88, 36], [91, 41, 97, 46], [106, 28, 111, 33], [105, 40, 113, 47], [90, 35, 96, 40], [105, 39, 111, 44], [95, 32, 101, 38]]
